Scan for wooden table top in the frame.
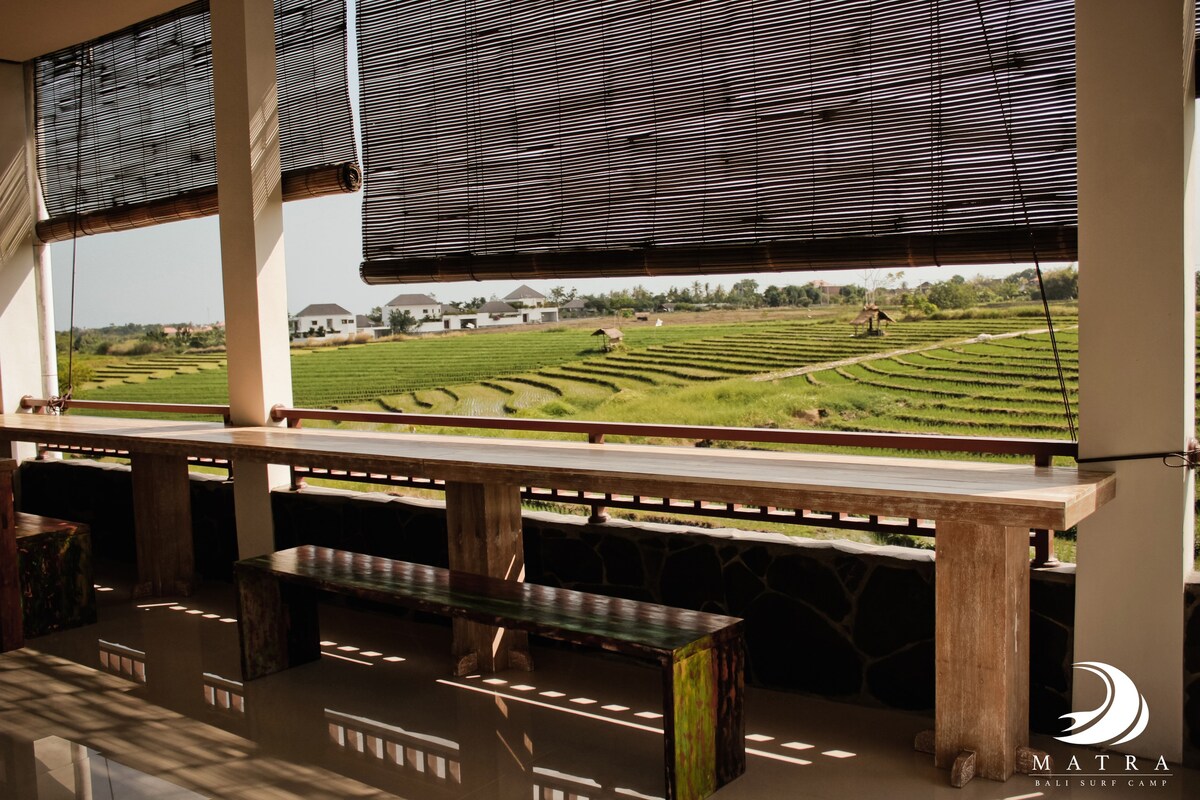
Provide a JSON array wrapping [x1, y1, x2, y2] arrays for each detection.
[[0, 413, 1114, 529]]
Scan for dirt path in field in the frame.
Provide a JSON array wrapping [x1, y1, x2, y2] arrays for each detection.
[[749, 325, 1076, 382]]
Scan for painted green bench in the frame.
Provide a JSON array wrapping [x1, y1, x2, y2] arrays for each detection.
[[234, 544, 745, 800]]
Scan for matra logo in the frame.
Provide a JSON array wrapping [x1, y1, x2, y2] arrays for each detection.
[[1055, 661, 1150, 747]]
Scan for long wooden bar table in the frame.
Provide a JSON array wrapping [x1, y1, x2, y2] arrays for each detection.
[[0, 412, 1115, 784]]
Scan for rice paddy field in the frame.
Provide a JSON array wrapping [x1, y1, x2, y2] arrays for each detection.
[[71, 304, 1199, 564], [78, 310, 1078, 434]]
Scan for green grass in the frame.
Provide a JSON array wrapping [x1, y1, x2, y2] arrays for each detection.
[[69, 306, 1199, 565]]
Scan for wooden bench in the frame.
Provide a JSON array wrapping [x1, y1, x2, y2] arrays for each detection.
[[235, 545, 745, 800], [1, 459, 97, 652], [14, 513, 96, 638]]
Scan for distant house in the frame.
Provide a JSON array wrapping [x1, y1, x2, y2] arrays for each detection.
[[294, 303, 355, 335], [562, 298, 588, 317], [592, 328, 624, 351], [503, 285, 548, 307], [478, 300, 518, 317], [385, 293, 441, 321], [355, 315, 388, 338], [810, 279, 842, 297]]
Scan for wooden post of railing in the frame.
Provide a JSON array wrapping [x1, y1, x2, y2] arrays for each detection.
[[587, 432, 609, 524], [20, 397, 49, 461], [286, 415, 305, 491], [1030, 454, 1058, 568]]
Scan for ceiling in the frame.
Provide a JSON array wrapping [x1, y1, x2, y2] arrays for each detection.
[[0, 0, 193, 63]]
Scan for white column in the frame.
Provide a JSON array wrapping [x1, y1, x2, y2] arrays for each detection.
[[1077, 0, 1195, 761], [211, 0, 293, 558], [22, 65, 59, 402], [0, 64, 43, 461]]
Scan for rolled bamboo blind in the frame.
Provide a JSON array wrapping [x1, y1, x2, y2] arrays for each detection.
[[357, 0, 1078, 284], [34, 0, 358, 243], [36, 163, 361, 243]]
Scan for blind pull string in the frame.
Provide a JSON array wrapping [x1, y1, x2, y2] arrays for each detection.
[[50, 45, 92, 416], [970, 0, 1076, 442], [1075, 439, 1200, 470]]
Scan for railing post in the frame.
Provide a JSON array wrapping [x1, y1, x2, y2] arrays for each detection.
[[1030, 453, 1058, 568], [587, 432, 608, 524], [287, 416, 305, 491]]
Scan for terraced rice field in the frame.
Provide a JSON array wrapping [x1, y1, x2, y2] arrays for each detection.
[[87, 353, 227, 387], [69, 309, 1200, 564], [77, 315, 1079, 431], [805, 330, 1079, 440], [364, 316, 1075, 421]]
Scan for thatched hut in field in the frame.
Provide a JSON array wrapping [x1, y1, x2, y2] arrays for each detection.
[[592, 328, 624, 351], [851, 304, 896, 337]]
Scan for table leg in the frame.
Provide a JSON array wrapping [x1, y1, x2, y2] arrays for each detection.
[[934, 520, 1030, 783], [130, 453, 195, 597], [444, 481, 530, 674], [0, 460, 22, 652]]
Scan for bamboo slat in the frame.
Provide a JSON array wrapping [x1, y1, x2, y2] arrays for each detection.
[[357, 0, 1078, 282], [34, 0, 356, 231], [36, 162, 361, 243]]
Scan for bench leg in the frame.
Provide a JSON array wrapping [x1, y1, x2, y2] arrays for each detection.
[[236, 567, 320, 680], [663, 634, 745, 800], [445, 482, 531, 674], [934, 520, 1030, 782]]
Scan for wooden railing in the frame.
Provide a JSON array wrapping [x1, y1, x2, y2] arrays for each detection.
[[19, 397, 1078, 566], [20, 397, 231, 422]]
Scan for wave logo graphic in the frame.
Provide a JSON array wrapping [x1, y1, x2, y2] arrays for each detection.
[[1055, 661, 1150, 747]]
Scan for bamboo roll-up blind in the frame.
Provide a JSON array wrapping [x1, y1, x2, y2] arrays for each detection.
[[36, 162, 361, 243], [357, 0, 1077, 284], [34, 0, 357, 241]]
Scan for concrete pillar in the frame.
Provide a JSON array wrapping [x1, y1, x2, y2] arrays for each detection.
[[0, 64, 44, 461], [1076, 0, 1195, 761], [22, 65, 59, 403], [211, 0, 293, 558]]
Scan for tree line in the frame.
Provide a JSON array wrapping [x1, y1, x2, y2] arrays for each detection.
[[560, 267, 1077, 314]]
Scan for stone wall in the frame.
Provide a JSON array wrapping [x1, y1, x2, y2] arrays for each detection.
[[6, 459, 1156, 740]]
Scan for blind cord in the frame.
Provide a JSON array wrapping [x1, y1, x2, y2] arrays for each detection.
[[51, 47, 91, 415], [1076, 439, 1200, 470], [971, 0, 1077, 442]]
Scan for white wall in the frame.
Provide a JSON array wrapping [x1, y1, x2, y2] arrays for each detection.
[[296, 313, 354, 334], [387, 303, 441, 320]]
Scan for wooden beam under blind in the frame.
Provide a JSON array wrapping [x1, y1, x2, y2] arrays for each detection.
[[35, 161, 360, 243], [360, 224, 1077, 284]]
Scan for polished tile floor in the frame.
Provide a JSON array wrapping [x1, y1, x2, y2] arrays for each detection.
[[0, 564, 1195, 800]]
